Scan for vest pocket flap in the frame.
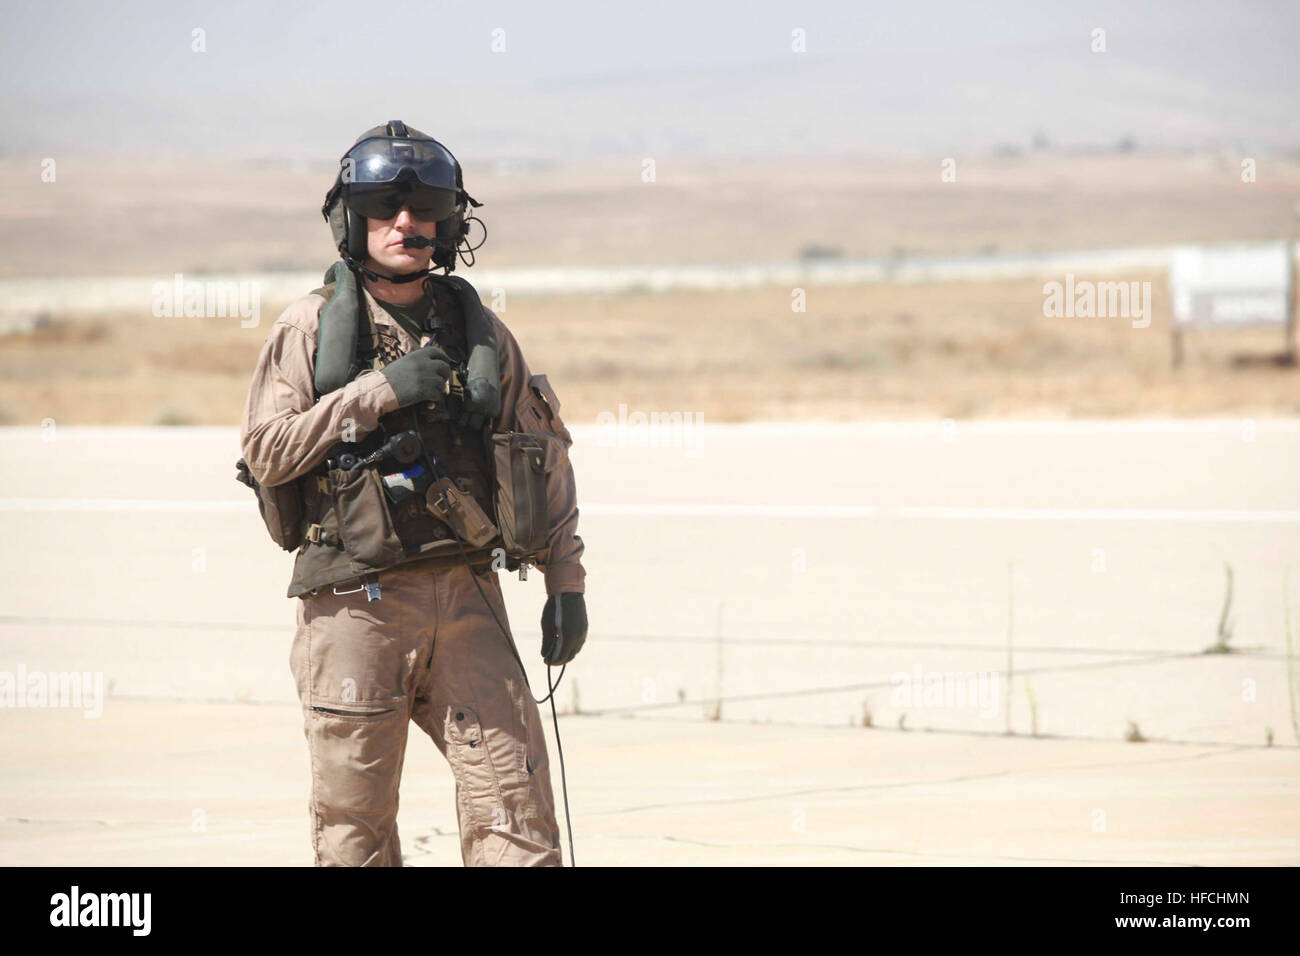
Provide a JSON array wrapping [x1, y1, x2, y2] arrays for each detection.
[[529, 373, 561, 415], [516, 373, 571, 445], [330, 466, 405, 569]]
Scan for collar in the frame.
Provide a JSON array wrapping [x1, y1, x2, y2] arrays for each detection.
[[360, 284, 428, 349]]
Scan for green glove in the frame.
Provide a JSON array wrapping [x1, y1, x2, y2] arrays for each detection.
[[380, 345, 453, 408]]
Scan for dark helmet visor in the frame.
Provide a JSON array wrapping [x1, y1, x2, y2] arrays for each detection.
[[343, 136, 459, 191], [346, 183, 460, 222]]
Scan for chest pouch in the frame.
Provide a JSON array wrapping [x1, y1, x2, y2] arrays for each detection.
[[492, 432, 549, 560], [329, 463, 406, 568]]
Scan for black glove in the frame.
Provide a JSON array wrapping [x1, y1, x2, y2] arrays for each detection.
[[541, 592, 587, 666], [380, 345, 453, 407]]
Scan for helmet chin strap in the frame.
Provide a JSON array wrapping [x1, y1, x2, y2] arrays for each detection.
[[340, 233, 464, 284], [341, 248, 440, 285]]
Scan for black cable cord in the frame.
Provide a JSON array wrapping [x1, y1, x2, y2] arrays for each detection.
[[456, 216, 487, 270], [410, 409, 576, 866], [547, 664, 576, 867]]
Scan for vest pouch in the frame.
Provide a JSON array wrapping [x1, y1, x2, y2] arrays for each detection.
[[492, 432, 549, 559], [330, 465, 406, 568], [235, 457, 304, 552], [425, 476, 498, 548]]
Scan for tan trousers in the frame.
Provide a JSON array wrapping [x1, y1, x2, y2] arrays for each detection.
[[290, 562, 562, 866]]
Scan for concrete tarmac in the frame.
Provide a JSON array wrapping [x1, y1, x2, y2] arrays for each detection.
[[1, 421, 1297, 865]]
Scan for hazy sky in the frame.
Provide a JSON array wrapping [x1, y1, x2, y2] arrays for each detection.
[[2, 0, 1296, 161]]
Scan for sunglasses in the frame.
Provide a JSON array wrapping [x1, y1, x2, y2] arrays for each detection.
[[345, 184, 459, 222]]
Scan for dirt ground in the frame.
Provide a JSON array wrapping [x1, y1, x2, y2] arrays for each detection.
[[4, 153, 1299, 275]]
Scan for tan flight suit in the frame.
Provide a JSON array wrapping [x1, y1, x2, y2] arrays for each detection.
[[239, 284, 585, 867]]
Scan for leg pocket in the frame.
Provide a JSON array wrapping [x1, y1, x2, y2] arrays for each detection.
[[307, 705, 408, 812], [449, 693, 560, 865], [444, 704, 507, 832]]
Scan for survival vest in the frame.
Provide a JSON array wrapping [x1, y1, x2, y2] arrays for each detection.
[[237, 271, 551, 598]]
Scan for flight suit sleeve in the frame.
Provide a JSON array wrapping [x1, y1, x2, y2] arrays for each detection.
[[239, 295, 402, 487], [491, 309, 586, 596]]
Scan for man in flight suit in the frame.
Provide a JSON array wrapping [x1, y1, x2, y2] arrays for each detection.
[[238, 121, 588, 866]]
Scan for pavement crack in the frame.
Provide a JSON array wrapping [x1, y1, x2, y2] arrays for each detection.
[[595, 768, 1013, 816], [594, 746, 1265, 818]]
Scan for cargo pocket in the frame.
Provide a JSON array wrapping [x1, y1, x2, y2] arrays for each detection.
[[306, 702, 406, 813], [446, 704, 506, 831], [330, 466, 405, 568]]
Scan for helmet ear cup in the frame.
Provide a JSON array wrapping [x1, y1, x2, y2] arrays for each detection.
[[345, 207, 368, 260], [325, 191, 370, 261], [435, 211, 466, 240], [326, 192, 349, 254]]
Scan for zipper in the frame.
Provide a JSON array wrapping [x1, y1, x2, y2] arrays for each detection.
[[310, 705, 397, 718]]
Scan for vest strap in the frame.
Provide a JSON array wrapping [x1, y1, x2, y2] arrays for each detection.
[[305, 523, 342, 548]]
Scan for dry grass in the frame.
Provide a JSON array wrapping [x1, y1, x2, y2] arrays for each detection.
[[2, 272, 1297, 426]]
